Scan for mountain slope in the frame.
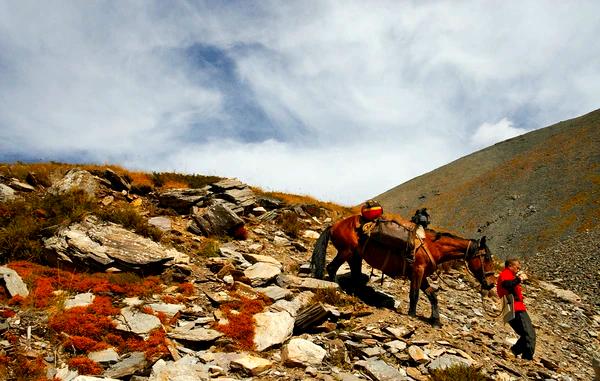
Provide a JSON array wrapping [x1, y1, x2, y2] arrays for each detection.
[[375, 108, 600, 260]]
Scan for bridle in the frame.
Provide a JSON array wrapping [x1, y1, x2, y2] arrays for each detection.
[[439, 238, 502, 318], [464, 239, 495, 286]]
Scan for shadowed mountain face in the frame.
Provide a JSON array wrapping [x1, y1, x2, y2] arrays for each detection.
[[375, 108, 600, 260]]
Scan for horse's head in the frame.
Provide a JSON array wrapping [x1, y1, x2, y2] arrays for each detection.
[[465, 236, 496, 290]]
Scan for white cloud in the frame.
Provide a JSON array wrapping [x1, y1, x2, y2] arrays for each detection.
[[470, 118, 529, 149], [1, 1, 599, 204]]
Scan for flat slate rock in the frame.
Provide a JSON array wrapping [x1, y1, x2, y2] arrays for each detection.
[[88, 348, 119, 364], [149, 356, 211, 381], [355, 358, 409, 381], [156, 188, 211, 214], [256, 285, 292, 301], [104, 351, 147, 379], [114, 307, 162, 335], [211, 178, 245, 190], [427, 353, 472, 371], [0, 266, 29, 297], [44, 215, 179, 271], [64, 292, 95, 309], [167, 327, 223, 342], [277, 274, 339, 290]]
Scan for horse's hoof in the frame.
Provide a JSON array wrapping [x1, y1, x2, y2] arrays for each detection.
[[430, 319, 443, 328]]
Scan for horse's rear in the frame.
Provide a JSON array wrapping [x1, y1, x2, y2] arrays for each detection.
[[310, 215, 361, 280], [330, 215, 361, 253], [324, 214, 414, 281]]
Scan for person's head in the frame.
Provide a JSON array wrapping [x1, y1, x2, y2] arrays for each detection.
[[505, 258, 521, 274]]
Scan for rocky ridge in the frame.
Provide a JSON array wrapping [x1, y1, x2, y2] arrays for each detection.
[[0, 168, 598, 380]]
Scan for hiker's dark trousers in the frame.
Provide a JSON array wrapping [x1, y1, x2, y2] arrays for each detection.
[[509, 311, 536, 360]]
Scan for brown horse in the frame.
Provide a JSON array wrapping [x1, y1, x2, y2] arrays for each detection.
[[310, 215, 496, 326]]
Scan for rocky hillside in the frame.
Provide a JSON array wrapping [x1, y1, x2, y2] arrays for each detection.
[[0, 165, 599, 380], [375, 108, 599, 260]]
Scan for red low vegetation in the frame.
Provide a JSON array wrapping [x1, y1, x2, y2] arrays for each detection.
[[49, 296, 119, 341], [67, 356, 103, 375], [177, 282, 195, 296], [216, 295, 267, 350], [9, 355, 49, 381], [6, 261, 163, 309], [0, 309, 16, 318]]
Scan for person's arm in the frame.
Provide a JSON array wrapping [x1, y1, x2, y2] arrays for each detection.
[[501, 277, 521, 292]]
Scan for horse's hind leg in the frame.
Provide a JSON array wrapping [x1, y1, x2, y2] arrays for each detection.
[[326, 251, 348, 281], [421, 278, 441, 327]]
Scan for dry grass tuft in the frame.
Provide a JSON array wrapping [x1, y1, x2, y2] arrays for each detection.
[[252, 188, 352, 215], [277, 211, 303, 238], [429, 364, 492, 381]]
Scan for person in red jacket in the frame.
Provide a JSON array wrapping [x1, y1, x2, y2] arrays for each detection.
[[497, 258, 536, 360]]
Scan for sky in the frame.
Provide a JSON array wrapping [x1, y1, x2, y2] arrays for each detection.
[[1, 1, 599, 205]]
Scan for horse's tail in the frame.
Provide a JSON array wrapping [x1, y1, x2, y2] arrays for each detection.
[[310, 225, 332, 279]]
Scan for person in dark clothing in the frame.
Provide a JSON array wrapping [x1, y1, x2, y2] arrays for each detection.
[[411, 208, 430, 228], [497, 258, 536, 360]]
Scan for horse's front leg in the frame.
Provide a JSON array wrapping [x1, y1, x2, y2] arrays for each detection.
[[421, 278, 441, 327], [408, 266, 425, 317]]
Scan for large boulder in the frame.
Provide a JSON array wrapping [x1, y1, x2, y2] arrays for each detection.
[[188, 199, 244, 237], [44, 215, 180, 272], [281, 338, 326, 367], [0, 183, 17, 202], [48, 169, 101, 197], [253, 311, 295, 352], [103, 169, 131, 192], [155, 188, 211, 214], [219, 187, 257, 211], [210, 178, 258, 213]]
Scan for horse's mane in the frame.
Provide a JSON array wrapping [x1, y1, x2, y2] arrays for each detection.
[[429, 230, 469, 242]]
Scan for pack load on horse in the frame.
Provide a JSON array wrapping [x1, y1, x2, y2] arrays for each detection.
[[360, 199, 383, 220], [310, 208, 496, 327]]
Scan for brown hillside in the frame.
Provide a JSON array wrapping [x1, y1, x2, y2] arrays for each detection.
[[375, 108, 600, 261]]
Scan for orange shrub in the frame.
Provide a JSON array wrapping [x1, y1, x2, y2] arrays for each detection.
[[127, 171, 153, 187], [31, 277, 55, 308], [66, 336, 109, 353], [177, 282, 195, 296], [121, 329, 170, 361], [67, 357, 102, 375], [161, 179, 189, 189], [0, 309, 15, 318], [49, 296, 118, 340], [12, 355, 47, 380], [7, 295, 25, 306], [216, 296, 266, 350]]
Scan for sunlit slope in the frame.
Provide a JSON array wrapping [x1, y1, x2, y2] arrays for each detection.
[[376, 108, 600, 259]]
